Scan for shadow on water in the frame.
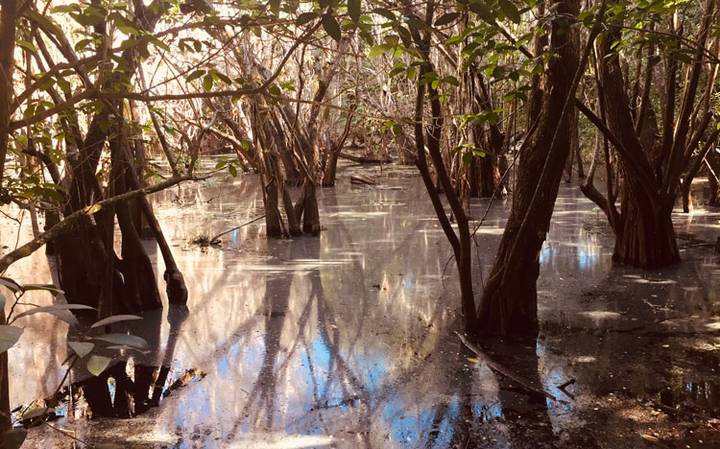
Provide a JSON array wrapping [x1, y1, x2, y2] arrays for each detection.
[[13, 306, 202, 428]]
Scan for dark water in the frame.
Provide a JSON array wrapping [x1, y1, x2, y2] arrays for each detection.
[[3, 163, 719, 448]]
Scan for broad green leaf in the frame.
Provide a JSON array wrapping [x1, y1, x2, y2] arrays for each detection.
[[348, 0, 361, 24], [296, 12, 318, 25], [86, 355, 112, 376], [74, 38, 93, 52], [203, 74, 214, 92], [269, 0, 280, 15], [21, 284, 63, 295], [372, 7, 395, 21], [368, 44, 389, 58], [25, 11, 64, 38], [469, 1, 496, 23], [91, 314, 142, 328], [16, 40, 38, 54], [187, 70, 205, 83], [94, 333, 148, 349], [0, 276, 22, 293], [13, 304, 95, 321], [68, 341, 95, 358], [322, 14, 341, 42], [435, 12, 461, 27], [0, 325, 23, 353], [51, 4, 80, 13], [499, 0, 521, 23], [105, 345, 149, 353]]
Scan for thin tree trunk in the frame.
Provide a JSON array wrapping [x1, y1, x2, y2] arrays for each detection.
[[0, 0, 16, 190]]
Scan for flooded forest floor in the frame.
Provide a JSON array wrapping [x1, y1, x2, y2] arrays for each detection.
[[5, 162, 720, 449]]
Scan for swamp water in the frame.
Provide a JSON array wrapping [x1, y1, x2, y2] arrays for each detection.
[[3, 163, 719, 449]]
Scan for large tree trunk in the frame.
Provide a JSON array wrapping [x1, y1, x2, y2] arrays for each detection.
[[261, 170, 284, 239], [478, 0, 582, 337], [300, 182, 321, 235], [591, 8, 691, 269], [614, 183, 679, 267]]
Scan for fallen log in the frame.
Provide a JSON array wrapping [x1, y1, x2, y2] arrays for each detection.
[[455, 332, 561, 402], [339, 152, 393, 164], [350, 175, 377, 186]]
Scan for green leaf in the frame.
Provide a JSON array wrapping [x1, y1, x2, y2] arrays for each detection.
[[498, 0, 521, 23], [368, 44, 389, 58], [112, 13, 141, 35], [372, 7, 395, 21], [25, 11, 64, 38], [0, 276, 22, 293], [68, 341, 95, 358], [228, 164, 238, 177], [435, 12, 461, 27], [74, 38, 93, 52], [296, 12, 318, 25], [187, 69, 205, 82], [348, 0, 361, 23], [322, 14, 341, 41], [93, 333, 148, 349], [72, 5, 107, 27], [13, 304, 95, 321], [21, 284, 63, 295], [269, 0, 280, 15], [388, 66, 405, 78], [469, 1, 496, 24], [86, 355, 112, 376], [51, 4, 80, 13], [202, 74, 214, 92], [91, 314, 142, 328], [0, 325, 23, 353], [16, 40, 38, 54]]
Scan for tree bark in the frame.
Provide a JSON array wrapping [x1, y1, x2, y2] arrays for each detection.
[[614, 181, 679, 267], [478, 0, 584, 336], [0, 0, 16, 190], [410, 0, 479, 332]]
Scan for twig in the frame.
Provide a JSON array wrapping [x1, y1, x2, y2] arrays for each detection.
[[209, 214, 266, 244], [44, 422, 89, 446], [0, 175, 202, 273]]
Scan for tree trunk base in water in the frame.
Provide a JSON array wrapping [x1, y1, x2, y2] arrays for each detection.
[[613, 207, 680, 269], [477, 278, 540, 338], [165, 269, 188, 305]]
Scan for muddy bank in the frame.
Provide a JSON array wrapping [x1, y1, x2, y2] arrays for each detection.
[[3, 162, 719, 448]]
